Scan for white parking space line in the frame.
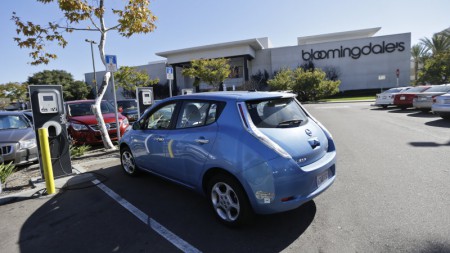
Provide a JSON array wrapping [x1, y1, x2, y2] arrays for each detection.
[[92, 179, 202, 253]]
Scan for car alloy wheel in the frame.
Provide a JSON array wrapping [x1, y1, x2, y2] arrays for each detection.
[[120, 147, 138, 176], [207, 174, 253, 226]]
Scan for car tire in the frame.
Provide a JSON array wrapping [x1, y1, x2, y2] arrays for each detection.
[[207, 173, 253, 227], [382, 105, 388, 109], [120, 146, 139, 176]]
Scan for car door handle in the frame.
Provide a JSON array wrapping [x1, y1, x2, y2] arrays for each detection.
[[195, 139, 209, 144], [155, 137, 164, 142]]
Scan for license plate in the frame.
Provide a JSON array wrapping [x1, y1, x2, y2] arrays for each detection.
[[400, 96, 406, 100], [317, 170, 330, 187], [419, 97, 427, 101], [382, 96, 386, 99]]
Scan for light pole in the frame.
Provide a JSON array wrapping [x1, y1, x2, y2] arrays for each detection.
[[85, 39, 97, 98]]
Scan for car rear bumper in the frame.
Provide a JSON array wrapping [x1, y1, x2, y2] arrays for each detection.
[[245, 150, 336, 215], [413, 100, 433, 109], [432, 104, 450, 113]]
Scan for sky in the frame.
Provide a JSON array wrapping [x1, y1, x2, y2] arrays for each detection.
[[1, 0, 449, 84]]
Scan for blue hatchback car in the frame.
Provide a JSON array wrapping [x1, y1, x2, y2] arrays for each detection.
[[119, 91, 336, 226]]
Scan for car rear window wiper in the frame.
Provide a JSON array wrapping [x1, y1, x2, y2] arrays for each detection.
[[277, 119, 302, 128]]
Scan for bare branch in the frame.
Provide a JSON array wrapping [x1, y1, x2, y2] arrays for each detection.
[[55, 25, 98, 31]]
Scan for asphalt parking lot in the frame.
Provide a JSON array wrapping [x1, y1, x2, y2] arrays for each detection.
[[0, 101, 449, 253]]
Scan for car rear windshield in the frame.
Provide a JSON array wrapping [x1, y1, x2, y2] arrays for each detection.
[[384, 88, 405, 93], [423, 85, 450, 92], [68, 101, 115, 116], [407, 86, 429, 93], [246, 97, 307, 128]]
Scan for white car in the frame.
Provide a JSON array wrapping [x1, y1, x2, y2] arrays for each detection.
[[374, 87, 411, 108], [413, 84, 450, 112], [431, 92, 450, 119]]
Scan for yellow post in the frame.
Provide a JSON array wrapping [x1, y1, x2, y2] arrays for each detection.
[[38, 128, 56, 194]]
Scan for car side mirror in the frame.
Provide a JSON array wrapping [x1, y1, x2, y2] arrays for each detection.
[[132, 121, 141, 130]]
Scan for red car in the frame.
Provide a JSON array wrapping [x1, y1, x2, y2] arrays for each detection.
[[393, 86, 431, 109], [66, 100, 129, 145]]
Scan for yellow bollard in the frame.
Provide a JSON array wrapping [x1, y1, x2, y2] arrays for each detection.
[[38, 128, 56, 195]]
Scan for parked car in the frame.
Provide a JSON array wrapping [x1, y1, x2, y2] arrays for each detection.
[[393, 86, 432, 109], [431, 92, 450, 119], [66, 100, 129, 145], [413, 84, 450, 112], [0, 111, 38, 165], [119, 91, 336, 226], [374, 87, 411, 108], [117, 99, 138, 122]]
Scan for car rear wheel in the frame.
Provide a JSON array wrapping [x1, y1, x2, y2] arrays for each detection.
[[120, 146, 139, 176], [207, 173, 253, 227]]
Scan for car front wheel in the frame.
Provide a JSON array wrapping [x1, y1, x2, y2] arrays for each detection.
[[120, 146, 139, 176], [207, 174, 253, 227]]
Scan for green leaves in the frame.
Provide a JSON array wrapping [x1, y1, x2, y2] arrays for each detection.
[[0, 82, 28, 101], [182, 58, 231, 89], [268, 68, 340, 101], [114, 66, 159, 98]]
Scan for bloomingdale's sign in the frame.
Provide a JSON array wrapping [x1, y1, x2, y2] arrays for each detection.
[[301, 41, 406, 61]]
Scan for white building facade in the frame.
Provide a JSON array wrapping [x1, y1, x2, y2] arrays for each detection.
[[85, 28, 411, 99]]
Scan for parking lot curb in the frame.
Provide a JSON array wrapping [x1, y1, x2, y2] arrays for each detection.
[[0, 154, 116, 205]]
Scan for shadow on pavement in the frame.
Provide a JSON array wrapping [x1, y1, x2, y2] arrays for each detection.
[[425, 118, 450, 128], [18, 166, 316, 253], [405, 111, 439, 118], [409, 140, 450, 147]]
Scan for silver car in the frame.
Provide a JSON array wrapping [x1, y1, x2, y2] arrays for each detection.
[[432, 92, 450, 119], [413, 84, 450, 112], [0, 111, 38, 165]]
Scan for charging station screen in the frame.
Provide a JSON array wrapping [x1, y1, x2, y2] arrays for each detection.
[[43, 95, 54, 101]]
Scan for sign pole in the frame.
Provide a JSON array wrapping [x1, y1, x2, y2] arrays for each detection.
[[166, 66, 174, 97], [396, 69, 400, 87], [106, 54, 120, 142], [169, 79, 172, 97], [112, 73, 120, 141]]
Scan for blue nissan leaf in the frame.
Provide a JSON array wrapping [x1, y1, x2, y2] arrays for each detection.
[[119, 91, 336, 226]]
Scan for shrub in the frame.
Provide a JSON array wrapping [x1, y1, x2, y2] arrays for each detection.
[[0, 162, 15, 184], [268, 67, 340, 101], [70, 145, 91, 157]]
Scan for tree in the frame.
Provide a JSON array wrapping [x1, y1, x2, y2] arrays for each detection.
[[12, 0, 157, 149], [65, 80, 90, 100], [418, 51, 450, 84], [0, 82, 28, 101], [182, 58, 231, 91], [267, 68, 293, 91], [411, 44, 429, 83], [420, 33, 450, 56], [114, 66, 159, 98], [268, 68, 340, 101], [27, 70, 90, 100]]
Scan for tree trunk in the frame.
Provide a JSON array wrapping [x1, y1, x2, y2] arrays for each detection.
[[92, 8, 116, 150]]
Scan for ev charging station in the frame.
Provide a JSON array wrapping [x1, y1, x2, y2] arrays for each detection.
[[29, 85, 72, 178], [136, 87, 154, 118]]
